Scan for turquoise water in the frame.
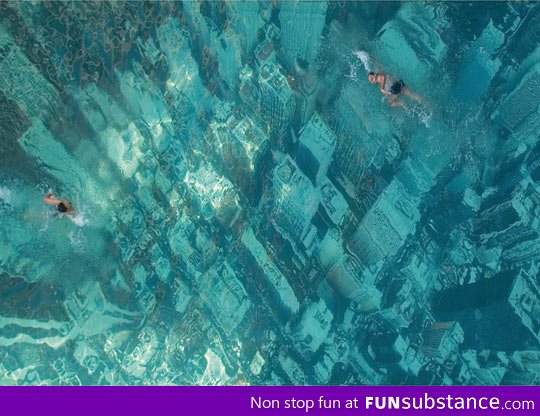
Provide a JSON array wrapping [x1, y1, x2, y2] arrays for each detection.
[[1, 1, 540, 385]]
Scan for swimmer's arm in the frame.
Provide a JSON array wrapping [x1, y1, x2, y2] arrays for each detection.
[[43, 193, 60, 205]]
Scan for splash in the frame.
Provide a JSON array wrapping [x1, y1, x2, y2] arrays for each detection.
[[410, 104, 433, 128], [70, 213, 89, 227], [352, 50, 374, 73], [345, 50, 374, 81]]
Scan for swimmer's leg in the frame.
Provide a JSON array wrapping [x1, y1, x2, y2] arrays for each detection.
[[402, 86, 423, 104], [388, 95, 408, 111]]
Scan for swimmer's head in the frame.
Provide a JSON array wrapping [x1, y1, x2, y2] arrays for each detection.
[[58, 202, 68, 213], [368, 72, 377, 84]]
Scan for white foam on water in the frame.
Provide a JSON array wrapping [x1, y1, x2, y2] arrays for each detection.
[[410, 104, 433, 128], [70, 213, 89, 227], [343, 50, 373, 81], [352, 50, 374, 73]]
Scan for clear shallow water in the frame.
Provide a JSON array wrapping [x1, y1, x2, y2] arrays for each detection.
[[0, 1, 540, 385]]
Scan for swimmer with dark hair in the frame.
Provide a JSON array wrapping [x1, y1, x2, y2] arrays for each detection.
[[368, 71, 423, 110], [43, 192, 75, 216]]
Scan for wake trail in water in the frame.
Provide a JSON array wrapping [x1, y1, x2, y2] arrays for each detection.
[[410, 104, 433, 128]]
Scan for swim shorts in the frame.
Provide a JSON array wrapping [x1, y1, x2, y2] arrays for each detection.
[[390, 80, 405, 95]]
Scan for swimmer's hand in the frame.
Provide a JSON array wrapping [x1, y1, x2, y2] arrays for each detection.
[[43, 193, 56, 203]]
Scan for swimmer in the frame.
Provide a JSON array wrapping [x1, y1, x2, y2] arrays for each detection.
[[43, 192, 75, 216], [368, 71, 423, 110]]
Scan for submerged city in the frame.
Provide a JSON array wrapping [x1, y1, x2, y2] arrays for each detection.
[[0, 1, 540, 385]]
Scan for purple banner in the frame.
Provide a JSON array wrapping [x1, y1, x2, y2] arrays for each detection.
[[1, 386, 538, 416]]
